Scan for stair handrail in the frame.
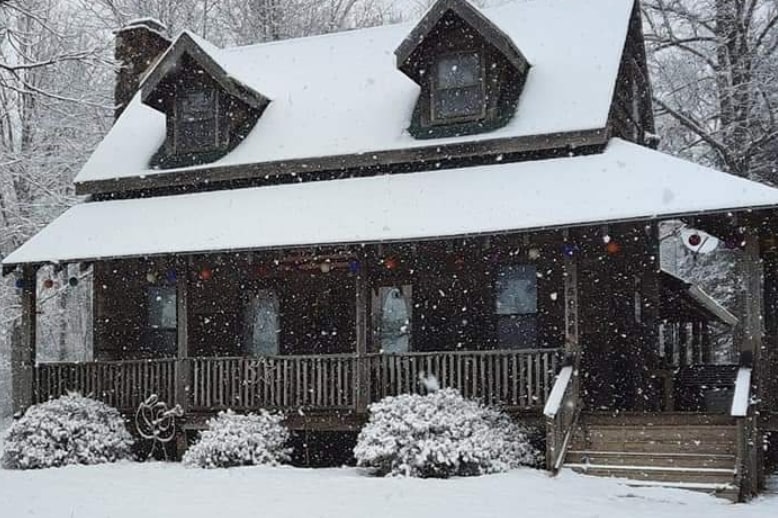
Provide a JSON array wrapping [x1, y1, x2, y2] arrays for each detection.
[[731, 363, 756, 500], [730, 366, 752, 418], [544, 353, 581, 474]]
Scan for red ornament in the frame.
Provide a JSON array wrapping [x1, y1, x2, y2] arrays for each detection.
[[384, 256, 399, 270], [605, 241, 621, 255], [43, 278, 54, 289], [688, 233, 702, 247], [198, 267, 213, 281]]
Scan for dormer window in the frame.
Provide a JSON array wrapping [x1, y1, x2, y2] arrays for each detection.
[[141, 32, 270, 169], [175, 88, 219, 153], [395, 0, 530, 140], [432, 52, 485, 123]]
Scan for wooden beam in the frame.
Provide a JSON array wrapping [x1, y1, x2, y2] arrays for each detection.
[[175, 259, 189, 411], [563, 255, 579, 353], [355, 262, 370, 413], [741, 229, 763, 361], [12, 265, 37, 413]]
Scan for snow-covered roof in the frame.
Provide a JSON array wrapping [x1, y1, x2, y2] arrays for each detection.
[[7, 139, 778, 267], [75, 0, 635, 185], [659, 270, 739, 326]]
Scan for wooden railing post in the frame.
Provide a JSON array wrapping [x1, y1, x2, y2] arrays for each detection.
[[12, 265, 37, 414]]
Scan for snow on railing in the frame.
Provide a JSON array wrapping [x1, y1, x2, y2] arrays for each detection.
[[730, 367, 752, 417], [543, 365, 573, 418]]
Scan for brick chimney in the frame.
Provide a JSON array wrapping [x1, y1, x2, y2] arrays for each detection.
[[114, 18, 171, 119]]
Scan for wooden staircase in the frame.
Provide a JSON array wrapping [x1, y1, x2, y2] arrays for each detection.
[[562, 413, 740, 501]]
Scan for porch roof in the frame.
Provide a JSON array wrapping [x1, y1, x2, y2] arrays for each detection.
[[659, 270, 738, 326], [5, 138, 778, 269]]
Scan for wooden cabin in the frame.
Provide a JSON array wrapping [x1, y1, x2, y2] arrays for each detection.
[[4, 0, 778, 501]]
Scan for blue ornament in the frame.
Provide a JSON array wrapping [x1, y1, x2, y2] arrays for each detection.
[[14, 278, 26, 289], [348, 259, 361, 274], [561, 243, 578, 258]]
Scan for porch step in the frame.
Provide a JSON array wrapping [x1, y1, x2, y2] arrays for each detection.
[[623, 480, 740, 502], [565, 451, 737, 470], [564, 463, 736, 484], [562, 413, 739, 501]]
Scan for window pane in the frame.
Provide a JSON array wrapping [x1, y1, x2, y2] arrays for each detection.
[[243, 290, 280, 356], [437, 54, 480, 89], [179, 120, 217, 151], [495, 265, 537, 315], [180, 89, 215, 121], [497, 314, 537, 350], [379, 287, 411, 353], [148, 287, 177, 330], [177, 88, 217, 152], [434, 86, 483, 119]]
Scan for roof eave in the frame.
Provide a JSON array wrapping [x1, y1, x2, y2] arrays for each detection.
[[73, 127, 609, 196], [7, 204, 778, 273]]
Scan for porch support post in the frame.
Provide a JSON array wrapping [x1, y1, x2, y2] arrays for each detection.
[[741, 226, 764, 496], [563, 255, 579, 355], [562, 252, 581, 408], [355, 259, 370, 413], [12, 265, 37, 414], [175, 258, 189, 412], [741, 228, 763, 364]]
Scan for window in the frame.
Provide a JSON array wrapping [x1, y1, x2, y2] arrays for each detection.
[[242, 289, 280, 356], [175, 88, 218, 153], [146, 286, 177, 357], [495, 265, 537, 349], [376, 285, 412, 353], [432, 52, 484, 123], [148, 287, 177, 330]]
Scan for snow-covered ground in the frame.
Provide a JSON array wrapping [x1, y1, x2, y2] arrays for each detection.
[[0, 445, 776, 518]]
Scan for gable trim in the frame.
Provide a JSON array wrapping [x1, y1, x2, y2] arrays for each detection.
[[395, 0, 529, 76], [140, 32, 270, 112]]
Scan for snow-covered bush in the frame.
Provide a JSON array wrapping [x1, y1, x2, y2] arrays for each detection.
[[1, 394, 133, 469], [183, 410, 291, 468], [354, 388, 539, 478]]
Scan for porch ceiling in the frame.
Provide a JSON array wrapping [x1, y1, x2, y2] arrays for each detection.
[[5, 138, 778, 270]]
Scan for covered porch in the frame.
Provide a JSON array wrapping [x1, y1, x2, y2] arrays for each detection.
[[4, 140, 778, 476]]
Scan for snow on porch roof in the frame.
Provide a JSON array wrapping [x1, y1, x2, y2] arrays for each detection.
[[6, 139, 778, 268], [74, 0, 635, 185]]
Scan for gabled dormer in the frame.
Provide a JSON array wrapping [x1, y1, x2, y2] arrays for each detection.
[[140, 32, 271, 169], [396, 0, 530, 139]]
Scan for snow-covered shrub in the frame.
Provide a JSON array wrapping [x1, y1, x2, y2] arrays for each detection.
[[183, 410, 291, 468], [354, 388, 539, 478], [1, 394, 133, 469]]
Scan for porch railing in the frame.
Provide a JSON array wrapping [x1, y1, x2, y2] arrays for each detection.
[[35, 358, 177, 412], [367, 349, 559, 409], [34, 348, 561, 414], [188, 354, 358, 412]]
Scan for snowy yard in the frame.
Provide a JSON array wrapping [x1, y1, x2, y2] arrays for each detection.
[[0, 414, 774, 518]]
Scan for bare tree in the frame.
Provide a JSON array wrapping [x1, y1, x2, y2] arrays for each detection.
[[0, 0, 110, 416], [643, 0, 778, 181]]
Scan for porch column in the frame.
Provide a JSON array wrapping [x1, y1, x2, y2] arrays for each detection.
[[741, 227, 764, 495], [741, 228, 763, 364], [11, 265, 37, 414], [355, 264, 370, 413], [563, 255, 579, 355], [175, 259, 189, 411]]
